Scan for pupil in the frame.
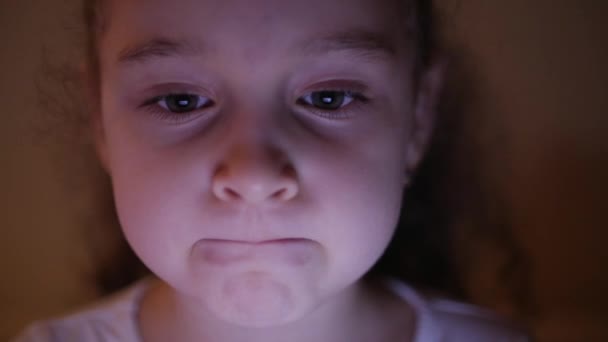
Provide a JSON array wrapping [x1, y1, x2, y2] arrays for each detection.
[[168, 94, 197, 112], [312, 91, 344, 110]]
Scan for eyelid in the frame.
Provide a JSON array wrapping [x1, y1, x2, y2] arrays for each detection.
[[299, 93, 368, 120], [299, 89, 361, 107], [295, 79, 369, 95], [138, 88, 215, 124], [144, 93, 212, 110], [294, 80, 372, 120]]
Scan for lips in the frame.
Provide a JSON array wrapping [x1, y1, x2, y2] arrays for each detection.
[[193, 238, 317, 267]]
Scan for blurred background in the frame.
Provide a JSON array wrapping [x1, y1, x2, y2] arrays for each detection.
[[1, 0, 606, 341]]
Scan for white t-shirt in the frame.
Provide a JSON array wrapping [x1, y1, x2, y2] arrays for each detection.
[[11, 278, 528, 342]]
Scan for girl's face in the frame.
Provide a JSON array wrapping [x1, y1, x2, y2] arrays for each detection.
[[96, 0, 438, 328]]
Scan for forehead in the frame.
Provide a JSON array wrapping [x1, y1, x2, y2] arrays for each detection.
[[100, 0, 413, 64]]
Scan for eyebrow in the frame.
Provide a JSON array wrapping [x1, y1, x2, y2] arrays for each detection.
[[117, 37, 206, 64], [116, 29, 397, 66], [299, 29, 398, 60]]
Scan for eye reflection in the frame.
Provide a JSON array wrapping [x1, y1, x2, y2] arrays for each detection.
[[158, 94, 212, 113], [300, 91, 355, 110]]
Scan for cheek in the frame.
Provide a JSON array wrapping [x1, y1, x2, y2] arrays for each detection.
[[110, 163, 186, 278], [302, 134, 407, 286], [324, 170, 404, 275], [105, 133, 213, 279], [308, 186, 402, 294]]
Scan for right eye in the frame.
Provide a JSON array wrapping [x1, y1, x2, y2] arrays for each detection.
[[298, 90, 356, 111], [156, 94, 213, 113]]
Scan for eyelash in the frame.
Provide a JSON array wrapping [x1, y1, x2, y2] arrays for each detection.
[[140, 93, 213, 124], [296, 89, 369, 120], [139, 88, 370, 123]]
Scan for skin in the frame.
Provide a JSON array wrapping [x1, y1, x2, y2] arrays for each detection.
[[92, 0, 443, 340]]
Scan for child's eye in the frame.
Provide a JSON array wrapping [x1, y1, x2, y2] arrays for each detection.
[[139, 93, 215, 124], [298, 91, 356, 110], [156, 94, 213, 113], [296, 89, 369, 120]]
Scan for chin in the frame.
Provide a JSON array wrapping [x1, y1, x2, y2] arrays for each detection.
[[205, 271, 315, 327]]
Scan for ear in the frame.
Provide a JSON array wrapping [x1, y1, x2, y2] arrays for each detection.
[[404, 57, 447, 179], [80, 61, 110, 173]]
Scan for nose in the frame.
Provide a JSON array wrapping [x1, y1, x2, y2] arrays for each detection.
[[212, 142, 299, 205]]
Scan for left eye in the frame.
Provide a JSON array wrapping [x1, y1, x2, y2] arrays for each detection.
[[298, 90, 356, 110], [157, 94, 213, 113]]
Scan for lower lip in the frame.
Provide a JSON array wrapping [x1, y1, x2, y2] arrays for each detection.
[[193, 238, 317, 266]]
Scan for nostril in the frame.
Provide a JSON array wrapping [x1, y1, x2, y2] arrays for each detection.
[[211, 163, 299, 203], [271, 188, 287, 200], [214, 181, 243, 202], [223, 187, 241, 201], [274, 180, 298, 201]]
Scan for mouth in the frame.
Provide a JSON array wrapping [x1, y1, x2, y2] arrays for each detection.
[[193, 238, 317, 266], [202, 237, 310, 245]]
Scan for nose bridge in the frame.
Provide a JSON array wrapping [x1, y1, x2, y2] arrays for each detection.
[[224, 129, 282, 176], [223, 106, 280, 168]]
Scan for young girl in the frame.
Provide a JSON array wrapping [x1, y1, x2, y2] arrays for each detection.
[[14, 0, 528, 340]]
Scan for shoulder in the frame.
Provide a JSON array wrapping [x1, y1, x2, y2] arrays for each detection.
[[427, 298, 530, 342], [9, 279, 151, 342], [385, 279, 530, 342]]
